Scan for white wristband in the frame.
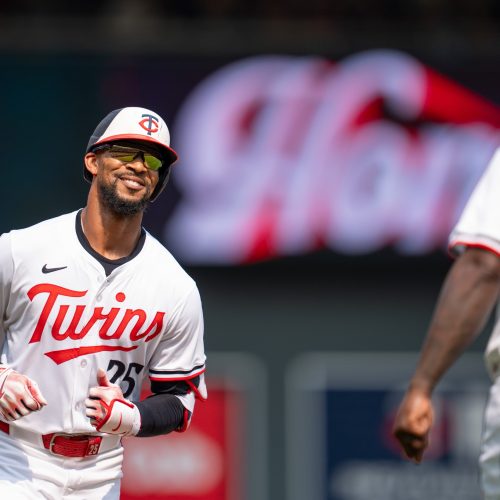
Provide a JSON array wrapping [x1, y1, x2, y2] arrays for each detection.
[[129, 404, 142, 436]]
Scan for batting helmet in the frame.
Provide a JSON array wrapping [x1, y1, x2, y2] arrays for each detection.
[[85, 107, 178, 202]]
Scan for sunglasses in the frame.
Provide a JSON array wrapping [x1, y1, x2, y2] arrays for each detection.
[[96, 145, 163, 171]]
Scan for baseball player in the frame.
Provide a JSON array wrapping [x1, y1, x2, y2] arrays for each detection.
[[0, 106, 207, 499], [392, 146, 500, 499]]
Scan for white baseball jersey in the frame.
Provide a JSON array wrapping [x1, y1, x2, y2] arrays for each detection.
[[448, 146, 500, 376], [0, 210, 206, 435]]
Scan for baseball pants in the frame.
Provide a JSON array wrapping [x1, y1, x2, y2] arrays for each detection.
[[480, 377, 500, 500], [0, 428, 123, 499]]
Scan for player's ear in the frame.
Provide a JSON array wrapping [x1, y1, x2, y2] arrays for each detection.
[[84, 152, 99, 177]]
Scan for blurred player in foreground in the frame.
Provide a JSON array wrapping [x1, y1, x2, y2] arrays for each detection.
[[393, 146, 500, 499], [0, 107, 207, 499]]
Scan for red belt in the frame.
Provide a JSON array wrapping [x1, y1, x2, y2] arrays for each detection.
[[41, 433, 102, 457], [0, 421, 102, 457]]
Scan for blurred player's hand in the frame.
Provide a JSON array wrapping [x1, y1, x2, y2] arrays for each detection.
[[392, 388, 434, 463], [85, 368, 140, 436], [0, 366, 48, 421]]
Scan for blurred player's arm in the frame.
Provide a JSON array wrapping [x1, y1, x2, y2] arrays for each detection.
[[393, 247, 500, 462]]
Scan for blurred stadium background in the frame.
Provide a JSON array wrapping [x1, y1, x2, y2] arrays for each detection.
[[0, 2, 499, 499]]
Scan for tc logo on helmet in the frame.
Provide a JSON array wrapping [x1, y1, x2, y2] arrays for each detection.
[[139, 114, 159, 135]]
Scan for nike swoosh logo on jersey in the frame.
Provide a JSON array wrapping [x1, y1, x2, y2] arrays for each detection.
[[42, 264, 68, 274]]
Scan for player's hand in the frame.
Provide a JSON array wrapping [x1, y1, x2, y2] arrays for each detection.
[[0, 367, 48, 421], [85, 368, 141, 436], [392, 388, 434, 463]]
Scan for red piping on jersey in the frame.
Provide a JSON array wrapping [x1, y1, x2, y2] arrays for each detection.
[[150, 368, 207, 400], [176, 408, 191, 433], [149, 367, 206, 383], [448, 240, 500, 258], [185, 377, 207, 401], [45, 345, 138, 365]]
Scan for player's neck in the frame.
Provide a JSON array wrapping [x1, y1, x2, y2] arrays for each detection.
[[81, 201, 144, 261]]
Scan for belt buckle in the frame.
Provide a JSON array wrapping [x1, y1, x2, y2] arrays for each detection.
[[48, 432, 68, 456]]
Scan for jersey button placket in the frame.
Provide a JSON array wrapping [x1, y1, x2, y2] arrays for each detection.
[[72, 357, 89, 423], [78, 359, 88, 413], [96, 278, 110, 302]]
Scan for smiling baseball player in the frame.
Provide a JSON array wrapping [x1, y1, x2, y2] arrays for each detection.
[[0, 107, 207, 499]]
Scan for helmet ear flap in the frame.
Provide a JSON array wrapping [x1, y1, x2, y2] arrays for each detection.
[[150, 166, 171, 202]]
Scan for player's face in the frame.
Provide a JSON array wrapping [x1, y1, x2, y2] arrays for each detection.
[[89, 146, 161, 216]]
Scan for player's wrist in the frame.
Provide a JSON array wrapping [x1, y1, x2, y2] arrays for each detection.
[[129, 403, 141, 436], [94, 398, 141, 436], [407, 378, 434, 396], [0, 367, 13, 394]]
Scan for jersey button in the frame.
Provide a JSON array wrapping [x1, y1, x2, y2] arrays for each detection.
[[80, 359, 87, 368], [96, 295, 102, 302], [75, 402, 81, 411]]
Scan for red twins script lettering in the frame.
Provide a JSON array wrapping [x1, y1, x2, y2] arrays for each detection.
[[27, 284, 165, 364]]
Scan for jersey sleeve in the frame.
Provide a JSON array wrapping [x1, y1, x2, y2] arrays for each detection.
[[0, 233, 14, 355], [148, 284, 207, 402], [449, 147, 500, 256]]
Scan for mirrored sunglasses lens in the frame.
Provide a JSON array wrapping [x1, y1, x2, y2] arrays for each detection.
[[116, 154, 136, 162], [108, 147, 162, 170], [144, 155, 162, 170]]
